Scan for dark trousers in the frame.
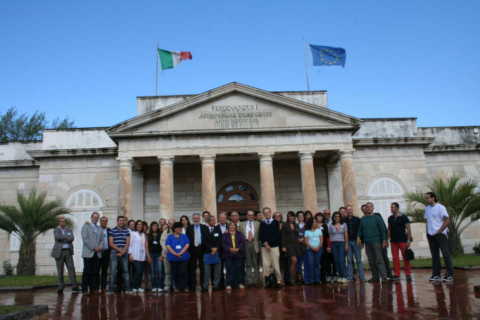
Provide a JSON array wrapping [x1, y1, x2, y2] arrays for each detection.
[[99, 249, 110, 290], [171, 261, 188, 290], [188, 246, 204, 290], [381, 246, 393, 278], [55, 249, 78, 290], [82, 253, 100, 292], [225, 258, 244, 288], [132, 261, 145, 289], [427, 234, 454, 277], [321, 250, 335, 282], [365, 242, 387, 280]]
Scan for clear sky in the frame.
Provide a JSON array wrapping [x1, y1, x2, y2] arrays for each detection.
[[1, 0, 479, 128]]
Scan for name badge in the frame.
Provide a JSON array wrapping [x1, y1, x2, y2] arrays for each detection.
[[214, 233, 219, 237], [153, 241, 158, 245], [175, 245, 182, 250]]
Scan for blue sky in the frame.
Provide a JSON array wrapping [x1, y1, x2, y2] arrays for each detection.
[[1, 0, 479, 128]]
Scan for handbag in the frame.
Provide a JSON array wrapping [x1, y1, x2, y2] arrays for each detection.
[[203, 252, 220, 265], [405, 248, 415, 261]]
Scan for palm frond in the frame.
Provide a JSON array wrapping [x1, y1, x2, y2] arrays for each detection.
[[0, 189, 70, 240]]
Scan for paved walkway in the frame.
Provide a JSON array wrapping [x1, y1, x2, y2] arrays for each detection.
[[0, 270, 479, 319]]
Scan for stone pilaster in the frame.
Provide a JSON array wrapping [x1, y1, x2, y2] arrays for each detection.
[[299, 152, 318, 213], [259, 152, 277, 212], [201, 155, 217, 216], [158, 156, 174, 220], [327, 159, 344, 210], [340, 150, 359, 214], [118, 159, 133, 217], [131, 163, 144, 220]]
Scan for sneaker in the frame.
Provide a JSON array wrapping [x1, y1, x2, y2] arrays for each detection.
[[443, 275, 454, 282], [239, 284, 245, 289], [158, 288, 164, 292], [406, 275, 412, 282], [390, 276, 401, 281], [138, 288, 144, 293], [226, 286, 232, 290], [125, 290, 134, 294], [429, 275, 442, 282], [132, 289, 138, 293]]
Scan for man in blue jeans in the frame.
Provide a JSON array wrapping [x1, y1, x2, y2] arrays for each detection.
[[345, 205, 366, 281], [108, 216, 131, 293]]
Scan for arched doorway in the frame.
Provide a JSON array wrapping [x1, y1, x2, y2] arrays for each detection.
[[217, 182, 259, 220]]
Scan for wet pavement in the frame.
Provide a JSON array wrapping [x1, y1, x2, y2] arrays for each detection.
[[1, 270, 479, 319]]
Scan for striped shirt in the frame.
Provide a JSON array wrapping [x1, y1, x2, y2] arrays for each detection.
[[108, 227, 130, 251]]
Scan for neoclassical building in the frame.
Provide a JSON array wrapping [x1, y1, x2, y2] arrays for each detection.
[[1, 82, 479, 274]]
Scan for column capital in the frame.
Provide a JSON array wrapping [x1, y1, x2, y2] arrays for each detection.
[[118, 158, 133, 168], [157, 155, 174, 165], [339, 149, 355, 159], [200, 154, 216, 163], [258, 152, 274, 162], [299, 151, 315, 161]]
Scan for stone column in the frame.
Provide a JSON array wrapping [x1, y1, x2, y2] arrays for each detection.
[[340, 150, 359, 214], [119, 159, 133, 217], [259, 152, 277, 212], [299, 152, 318, 213], [158, 156, 174, 220], [131, 164, 144, 220], [201, 155, 217, 216], [327, 160, 344, 210]]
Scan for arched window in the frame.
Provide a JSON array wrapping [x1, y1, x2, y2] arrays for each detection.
[[368, 177, 405, 221], [64, 189, 104, 270], [66, 189, 104, 211], [217, 182, 259, 218]]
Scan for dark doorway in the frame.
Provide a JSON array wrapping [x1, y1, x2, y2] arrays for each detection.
[[217, 181, 259, 220]]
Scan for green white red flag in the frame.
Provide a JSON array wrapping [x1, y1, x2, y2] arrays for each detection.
[[157, 48, 192, 70]]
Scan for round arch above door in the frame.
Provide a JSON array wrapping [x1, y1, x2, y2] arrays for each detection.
[[217, 181, 259, 220]]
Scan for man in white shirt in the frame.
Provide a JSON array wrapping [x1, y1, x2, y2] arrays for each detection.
[[240, 210, 261, 286], [218, 212, 228, 234], [424, 192, 454, 282]]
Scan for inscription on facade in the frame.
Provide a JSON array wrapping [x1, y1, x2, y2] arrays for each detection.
[[198, 104, 272, 129]]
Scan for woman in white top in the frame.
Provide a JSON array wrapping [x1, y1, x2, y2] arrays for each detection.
[[304, 220, 323, 284], [129, 220, 151, 292]]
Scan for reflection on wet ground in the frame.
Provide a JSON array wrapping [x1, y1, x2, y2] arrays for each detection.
[[0, 270, 479, 319]]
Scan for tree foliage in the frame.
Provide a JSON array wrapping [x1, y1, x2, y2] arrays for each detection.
[[0, 107, 74, 143], [406, 175, 480, 256], [0, 189, 71, 275]]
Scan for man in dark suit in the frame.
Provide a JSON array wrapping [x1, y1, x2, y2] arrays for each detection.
[[203, 215, 223, 291], [51, 216, 81, 294], [186, 213, 209, 291]]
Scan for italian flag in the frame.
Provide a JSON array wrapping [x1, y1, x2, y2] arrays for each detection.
[[157, 48, 192, 70]]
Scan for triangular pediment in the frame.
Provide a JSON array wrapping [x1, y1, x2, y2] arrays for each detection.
[[108, 82, 359, 137]]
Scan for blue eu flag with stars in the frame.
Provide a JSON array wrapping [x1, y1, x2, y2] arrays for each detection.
[[309, 44, 346, 67]]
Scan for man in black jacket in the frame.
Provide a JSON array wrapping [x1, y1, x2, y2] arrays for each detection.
[[345, 205, 366, 281], [186, 213, 209, 291], [203, 215, 223, 291], [258, 207, 282, 288]]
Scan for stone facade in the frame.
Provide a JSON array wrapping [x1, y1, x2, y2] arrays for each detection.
[[0, 82, 479, 275]]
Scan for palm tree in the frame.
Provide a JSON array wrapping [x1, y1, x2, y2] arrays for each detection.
[[0, 189, 70, 275], [406, 175, 480, 256]]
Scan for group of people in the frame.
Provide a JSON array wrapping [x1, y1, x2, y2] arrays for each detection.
[[51, 191, 454, 294]]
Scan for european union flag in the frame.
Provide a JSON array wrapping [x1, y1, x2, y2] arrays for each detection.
[[310, 45, 346, 67]]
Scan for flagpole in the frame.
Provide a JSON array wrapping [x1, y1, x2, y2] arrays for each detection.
[[155, 42, 159, 96], [303, 39, 311, 92]]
